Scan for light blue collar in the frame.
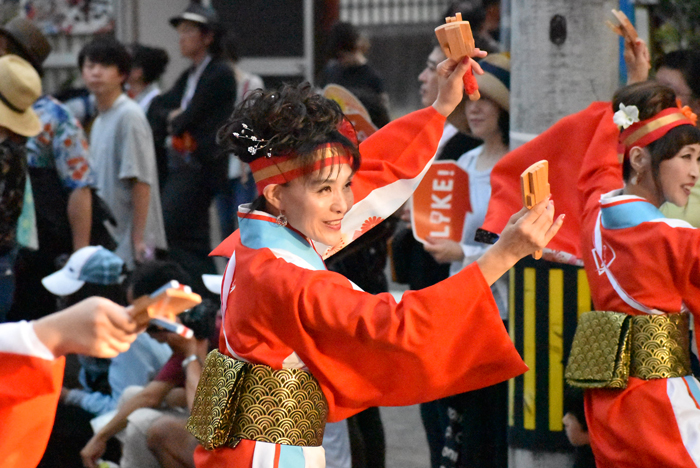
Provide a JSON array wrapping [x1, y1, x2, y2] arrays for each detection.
[[600, 196, 665, 230], [238, 212, 326, 271]]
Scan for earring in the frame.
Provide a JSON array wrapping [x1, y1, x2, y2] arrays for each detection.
[[276, 214, 288, 227], [631, 173, 639, 185]]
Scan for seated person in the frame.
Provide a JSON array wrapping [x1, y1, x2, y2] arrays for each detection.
[[39, 246, 130, 468], [42, 257, 190, 468], [81, 278, 219, 468], [57, 255, 176, 418]]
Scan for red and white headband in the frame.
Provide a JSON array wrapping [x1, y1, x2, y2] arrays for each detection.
[[615, 101, 698, 161], [235, 118, 358, 193]]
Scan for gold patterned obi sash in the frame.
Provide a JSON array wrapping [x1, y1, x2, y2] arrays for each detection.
[[565, 311, 692, 389], [186, 350, 329, 450]]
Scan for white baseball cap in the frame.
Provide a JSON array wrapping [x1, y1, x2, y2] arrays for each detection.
[[202, 274, 223, 295], [42, 246, 124, 296]]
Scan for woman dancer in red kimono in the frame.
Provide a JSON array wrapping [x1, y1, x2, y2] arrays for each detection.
[[577, 81, 700, 467], [191, 56, 564, 468]]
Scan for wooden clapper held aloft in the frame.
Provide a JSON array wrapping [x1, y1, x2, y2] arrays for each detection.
[[435, 12, 480, 100]]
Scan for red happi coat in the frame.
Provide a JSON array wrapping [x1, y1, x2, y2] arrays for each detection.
[[576, 106, 700, 468], [482, 100, 700, 466], [0, 321, 65, 468], [195, 107, 528, 468]]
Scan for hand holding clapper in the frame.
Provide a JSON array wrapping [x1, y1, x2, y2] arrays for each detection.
[[521, 161, 550, 260]]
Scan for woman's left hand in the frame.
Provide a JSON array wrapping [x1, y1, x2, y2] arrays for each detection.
[[432, 49, 488, 117], [424, 237, 465, 263]]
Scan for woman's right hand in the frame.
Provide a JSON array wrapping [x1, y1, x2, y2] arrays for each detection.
[[33, 297, 137, 358], [476, 196, 564, 285]]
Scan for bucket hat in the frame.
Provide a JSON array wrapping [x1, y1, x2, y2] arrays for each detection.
[[0, 54, 41, 137], [476, 52, 510, 112]]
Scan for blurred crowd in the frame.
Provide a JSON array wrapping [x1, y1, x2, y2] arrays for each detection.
[[2, 0, 700, 467]]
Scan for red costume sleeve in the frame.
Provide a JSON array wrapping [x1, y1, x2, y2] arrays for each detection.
[[0, 353, 64, 468], [483, 102, 619, 260], [232, 246, 527, 422], [352, 106, 446, 203]]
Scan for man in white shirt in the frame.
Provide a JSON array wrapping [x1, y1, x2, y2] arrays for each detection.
[[79, 38, 167, 269]]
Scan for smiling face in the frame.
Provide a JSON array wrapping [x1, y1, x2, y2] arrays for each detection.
[[658, 143, 700, 207], [275, 163, 354, 246], [465, 96, 502, 141], [418, 47, 445, 108]]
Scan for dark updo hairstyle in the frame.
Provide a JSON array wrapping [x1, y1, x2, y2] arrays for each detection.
[[217, 82, 361, 211], [131, 44, 169, 84], [612, 81, 700, 182]]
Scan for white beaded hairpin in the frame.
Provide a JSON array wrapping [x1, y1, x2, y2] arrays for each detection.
[[232, 122, 272, 157]]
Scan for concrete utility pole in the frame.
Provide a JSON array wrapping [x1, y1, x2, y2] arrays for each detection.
[[508, 2, 619, 468], [510, 0, 619, 149]]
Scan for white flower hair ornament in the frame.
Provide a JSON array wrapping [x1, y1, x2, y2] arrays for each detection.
[[232, 122, 273, 157], [613, 103, 640, 129]]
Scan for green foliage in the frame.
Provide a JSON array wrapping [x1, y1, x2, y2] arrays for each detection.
[[654, 0, 700, 51]]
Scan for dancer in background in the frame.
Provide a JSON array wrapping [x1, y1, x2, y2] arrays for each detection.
[[575, 81, 700, 467]]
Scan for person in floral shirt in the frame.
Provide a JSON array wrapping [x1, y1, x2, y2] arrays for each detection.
[[0, 54, 42, 321], [0, 17, 97, 322]]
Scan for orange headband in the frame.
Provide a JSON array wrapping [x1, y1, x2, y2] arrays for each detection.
[[617, 105, 697, 161], [250, 142, 354, 193]]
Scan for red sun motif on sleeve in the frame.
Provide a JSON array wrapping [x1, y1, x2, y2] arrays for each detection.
[[352, 216, 383, 241]]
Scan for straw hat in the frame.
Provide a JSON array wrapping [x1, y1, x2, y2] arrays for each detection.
[[0, 54, 41, 137], [0, 17, 51, 73], [476, 52, 510, 112]]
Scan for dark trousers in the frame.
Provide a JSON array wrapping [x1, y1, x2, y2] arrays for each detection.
[[441, 380, 509, 468], [162, 163, 217, 298], [348, 407, 386, 468], [421, 399, 449, 468]]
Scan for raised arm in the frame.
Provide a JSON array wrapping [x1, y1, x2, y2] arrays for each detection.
[[353, 55, 485, 203], [325, 56, 487, 257]]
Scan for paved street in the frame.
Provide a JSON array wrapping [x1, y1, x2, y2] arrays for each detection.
[[381, 405, 430, 468], [379, 288, 432, 468]]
